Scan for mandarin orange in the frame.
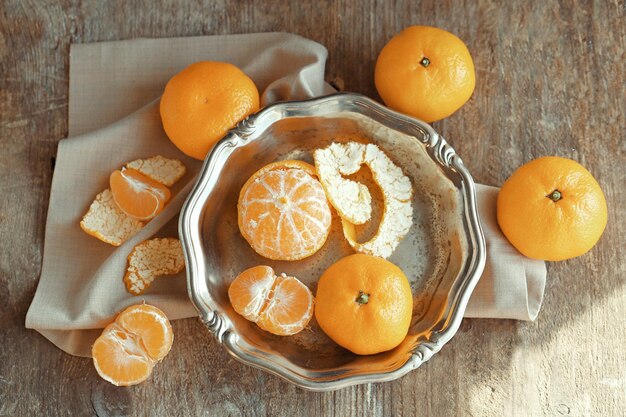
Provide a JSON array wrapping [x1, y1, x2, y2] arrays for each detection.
[[228, 265, 314, 336], [315, 254, 413, 355], [497, 156, 607, 261], [160, 61, 260, 160], [92, 304, 173, 386], [375, 25, 475, 123], [237, 160, 332, 261]]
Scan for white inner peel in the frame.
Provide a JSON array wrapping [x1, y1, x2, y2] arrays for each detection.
[[314, 142, 413, 259]]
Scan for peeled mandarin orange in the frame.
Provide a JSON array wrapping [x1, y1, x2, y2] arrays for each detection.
[[375, 25, 475, 123], [237, 160, 332, 261], [315, 254, 413, 355], [160, 61, 260, 160], [497, 156, 607, 261], [228, 265, 314, 336], [110, 167, 171, 220], [92, 304, 173, 386]]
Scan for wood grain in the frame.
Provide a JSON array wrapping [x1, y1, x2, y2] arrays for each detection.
[[1, 0, 624, 416]]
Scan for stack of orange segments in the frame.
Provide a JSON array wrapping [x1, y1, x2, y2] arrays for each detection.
[[92, 304, 173, 386]]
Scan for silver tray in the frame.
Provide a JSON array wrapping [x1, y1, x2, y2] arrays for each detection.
[[179, 92, 486, 391]]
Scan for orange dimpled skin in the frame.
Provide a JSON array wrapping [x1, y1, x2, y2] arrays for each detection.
[[238, 160, 332, 261], [159, 61, 260, 160], [92, 304, 173, 386], [228, 265, 314, 336], [497, 156, 607, 261], [375, 25, 475, 123], [315, 254, 413, 355]]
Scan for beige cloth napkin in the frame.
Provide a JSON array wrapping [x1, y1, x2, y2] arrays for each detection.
[[26, 33, 546, 358]]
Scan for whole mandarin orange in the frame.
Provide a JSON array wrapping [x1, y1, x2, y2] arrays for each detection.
[[497, 156, 607, 261], [315, 254, 413, 355], [160, 61, 260, 160], [375, 26, 475, 123]]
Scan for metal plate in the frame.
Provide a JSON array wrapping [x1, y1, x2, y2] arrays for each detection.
[[179, 92, 486, 391]]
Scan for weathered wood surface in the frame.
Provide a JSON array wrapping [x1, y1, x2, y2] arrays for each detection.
[[1, 1, 624, 416]]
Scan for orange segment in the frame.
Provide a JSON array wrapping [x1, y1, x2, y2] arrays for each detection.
[[227, 265, 276, 322], [115, 304, 174, 361], [237, 160, 332, 260], [257, 274, 315, 336], [228, 266, 314, 336], [92, 304, 173, 386], [92, 323, 155, 386], [110, 168, 171, 221]]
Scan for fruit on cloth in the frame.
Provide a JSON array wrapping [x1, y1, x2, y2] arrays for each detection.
[[314, 142, 413, 259], [497, 156, 607, 261], [125, 155, 186, 187], [375, 25, 475, 123], [110, 168, 171, 221], [80, 189, 145, 246], [160, 61, 260, 160], [228, 265, 314, 336], [238, 160, 332, 261], [315, 254, 413, 355], [124, 238, 186, 295], [92, 304, 173, 386], [81, 156, 186, 245]]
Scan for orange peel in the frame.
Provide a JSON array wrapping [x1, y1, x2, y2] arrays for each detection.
[[314, 142, 413, 258], [124, 238, 186, 295]]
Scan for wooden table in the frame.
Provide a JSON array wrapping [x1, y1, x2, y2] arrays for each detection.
[[1, 1, 624, 416]]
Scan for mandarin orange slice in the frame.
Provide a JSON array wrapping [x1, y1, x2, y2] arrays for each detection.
[[92, 323, 155, 386], [110, 168, 171, 221], [114, 304, 174, 361], [228, 265, 276, 322], [237, 160, 332, 261], [92, 304, 173, 386], [228, 265, 314, 336]]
